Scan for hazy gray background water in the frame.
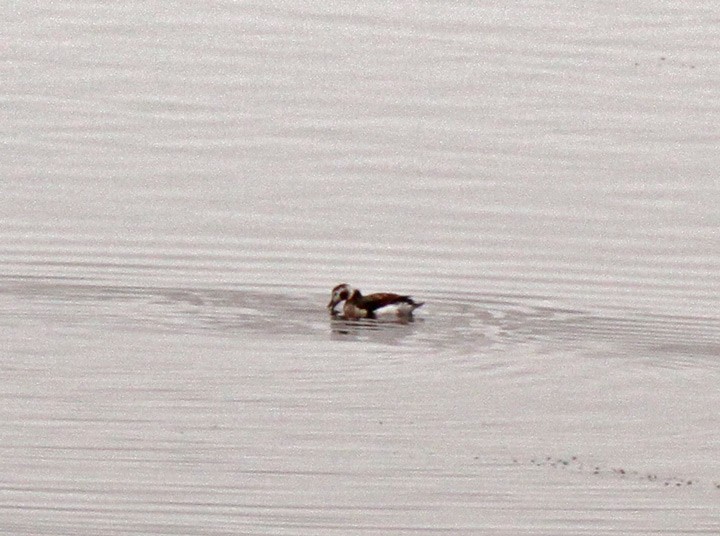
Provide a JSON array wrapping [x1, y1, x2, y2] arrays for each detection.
[[2, 1, 719, 534]]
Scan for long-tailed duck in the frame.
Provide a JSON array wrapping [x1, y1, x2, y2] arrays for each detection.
[[327, 283, 424, 320]]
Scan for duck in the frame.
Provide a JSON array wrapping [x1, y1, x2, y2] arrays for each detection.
[[327, 283, 424, 320]]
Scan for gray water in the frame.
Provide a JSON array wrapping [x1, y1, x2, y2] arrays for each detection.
[[2, 2, 720, 534]]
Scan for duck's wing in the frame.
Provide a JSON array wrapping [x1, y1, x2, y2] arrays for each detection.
[[362, 292, 417, 313]]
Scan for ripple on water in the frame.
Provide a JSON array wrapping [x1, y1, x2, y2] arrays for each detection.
[[2, 276, 717, 363]]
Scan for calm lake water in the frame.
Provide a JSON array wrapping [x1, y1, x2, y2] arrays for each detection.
[[2, 1, 720, 534]]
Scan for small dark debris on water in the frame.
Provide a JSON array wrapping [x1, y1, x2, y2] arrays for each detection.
[[517, 455, 710, 490]]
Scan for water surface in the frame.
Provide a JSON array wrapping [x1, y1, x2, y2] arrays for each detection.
[[2, 1, 720, 534]]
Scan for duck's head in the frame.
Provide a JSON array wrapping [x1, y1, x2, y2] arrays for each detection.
[[327, 283, 353, 311]]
